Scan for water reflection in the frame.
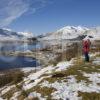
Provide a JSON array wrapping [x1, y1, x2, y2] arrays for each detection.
[[0, 42, 40, 70]]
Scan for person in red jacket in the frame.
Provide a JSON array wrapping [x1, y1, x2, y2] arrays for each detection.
[[82, 38, 91, 62]]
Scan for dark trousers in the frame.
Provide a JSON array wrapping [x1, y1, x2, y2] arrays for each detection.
[[84, 52, 89, 62]]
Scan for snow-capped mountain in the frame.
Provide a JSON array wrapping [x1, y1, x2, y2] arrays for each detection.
[[42, 26, 100, 40], [85, 27, 100, 40], [18, 32, 33, 38], [42, 26, 88, 40], [0, 28, 33, 41]]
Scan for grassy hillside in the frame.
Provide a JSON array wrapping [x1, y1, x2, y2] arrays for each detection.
[[0, 41, 100, 100]]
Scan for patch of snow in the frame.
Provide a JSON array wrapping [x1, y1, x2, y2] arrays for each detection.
[[28, 65, 54, 80], [21, 67, 35, 73], [27, 92, 46, 100], [55, 60, 73, 71], [0, 85, 15, 96], [23, 59, 74, 90], [40, 75, 100, 100], [21, 66, 41, 73], [23, 66, 54, 90], [23, 76, 51, 90], [10, 91, 21, 100], [92, 57, 100, 65], [0, 97, 4, 100], [83, 72, 100, 84]]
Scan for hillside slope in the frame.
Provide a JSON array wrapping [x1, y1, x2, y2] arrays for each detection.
[[0, 42, 100, 100]]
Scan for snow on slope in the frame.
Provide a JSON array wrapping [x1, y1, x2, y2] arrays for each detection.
[[85, 27, 100, 40], [43, 26, 89, 40], [18, 32, 33, 38], [40, 74, 100, 100], [0, 53, 100, 99], [22, 60, 73, 90], [42, 26, 100, 40]]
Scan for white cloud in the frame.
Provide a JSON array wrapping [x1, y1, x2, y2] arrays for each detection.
[[0, 0, 50, 27]]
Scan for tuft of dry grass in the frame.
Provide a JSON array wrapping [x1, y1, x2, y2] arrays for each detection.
[[33, 86, 56, 99], [78, 91, 100, 100], [0, 70, 24, 88]]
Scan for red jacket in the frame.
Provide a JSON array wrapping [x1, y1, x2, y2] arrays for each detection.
[[82, 39, 91, 53]]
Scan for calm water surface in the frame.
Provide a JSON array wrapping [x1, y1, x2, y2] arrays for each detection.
[[0, 42, 41, 70]]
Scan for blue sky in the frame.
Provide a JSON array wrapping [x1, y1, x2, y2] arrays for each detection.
[[0, 0, 100, 35]]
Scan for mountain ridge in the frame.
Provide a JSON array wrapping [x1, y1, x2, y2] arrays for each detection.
[[0, 28, 33, 41], [42, 26, 100, 40]]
